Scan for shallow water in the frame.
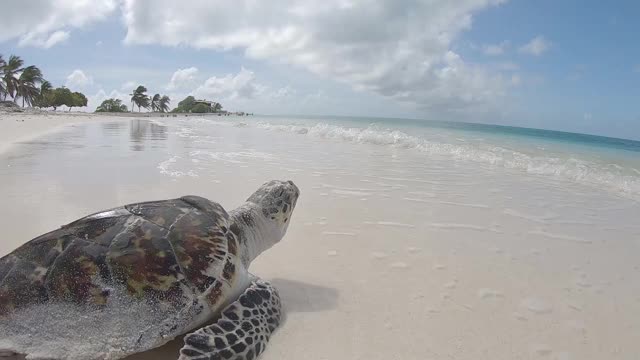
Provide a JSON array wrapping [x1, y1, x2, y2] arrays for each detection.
[[1, 116, 639, 360]]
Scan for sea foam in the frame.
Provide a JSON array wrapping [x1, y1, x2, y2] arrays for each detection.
[[174, 118, 640, 198]]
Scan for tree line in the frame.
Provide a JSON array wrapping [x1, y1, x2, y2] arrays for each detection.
[[98, 93, 225, 114], [172, 96, 223, 113], [96, 85, 172, 113], [1, 54, 87, 110], [2, 54, 226, 114]]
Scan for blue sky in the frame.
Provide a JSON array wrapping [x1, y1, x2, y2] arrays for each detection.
[[1, 0, 639, 139]]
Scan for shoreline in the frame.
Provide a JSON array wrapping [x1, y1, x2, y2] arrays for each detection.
[[0, 111, 134, 155], [0, 110, 251, 154], [0, 112, 96, 154]]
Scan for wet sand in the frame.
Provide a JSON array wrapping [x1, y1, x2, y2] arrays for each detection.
[[1, 113, 639, 360]]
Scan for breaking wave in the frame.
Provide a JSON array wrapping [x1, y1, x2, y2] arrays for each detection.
[[174, 117, 640, 198]]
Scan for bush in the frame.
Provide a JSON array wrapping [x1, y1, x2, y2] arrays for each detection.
[[96, 98, 128, 112], [191, 103, 211, 113]]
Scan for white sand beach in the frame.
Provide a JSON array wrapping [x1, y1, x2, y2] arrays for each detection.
[[1, 112, 639, 360]]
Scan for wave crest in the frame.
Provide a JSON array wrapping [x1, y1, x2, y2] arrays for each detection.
[[255, 121, 640, 197]]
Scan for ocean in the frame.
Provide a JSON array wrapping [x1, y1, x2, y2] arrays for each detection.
[[162, 115, 640, 199]]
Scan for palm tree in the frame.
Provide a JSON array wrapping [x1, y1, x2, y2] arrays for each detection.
[[0, 55, 6, 101], [16, 65, 44, 107], [33, 80, 53, 108], [159, 95, 171, 112], [39, 80, 52, 94], [213, 102, 222, 112], [151, 93, 161, 112], [130, 85, 150, 112], [1, 55, 24, 101]]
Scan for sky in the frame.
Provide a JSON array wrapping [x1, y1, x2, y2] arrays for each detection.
[[1, 0, 639, 139]]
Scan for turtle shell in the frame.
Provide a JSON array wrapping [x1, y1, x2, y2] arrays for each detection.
[[0, 195, 241, 316]]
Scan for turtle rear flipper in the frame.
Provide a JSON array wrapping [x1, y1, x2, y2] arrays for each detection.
[[0, 349, 17, 357], [179, 278, 281, 360]]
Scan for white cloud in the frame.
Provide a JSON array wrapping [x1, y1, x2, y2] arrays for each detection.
[[519, 36, 551, 56], [271, 86, 297, 99], [121, 0, 509, 115], [510, 74, 521, 85], [65, 69, 93, 89], [19, 30, 69, 48], [167, 67, 199, 90], [1, 0, 117, 48], [121, 81, 138, 91], [496, 62, 519, 71], [483, 41, 508, 56], [193, 67, 266, 100]]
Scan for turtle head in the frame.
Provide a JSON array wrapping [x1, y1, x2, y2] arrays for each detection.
[[232, 180, 300, 265], [247, 180, 300, 238]]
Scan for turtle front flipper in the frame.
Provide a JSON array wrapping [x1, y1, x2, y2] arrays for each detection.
[[179, 278, 281, 360]]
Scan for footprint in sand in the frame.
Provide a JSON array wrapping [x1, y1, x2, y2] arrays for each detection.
[[407, 247, 422, 254], [327, 250, 338, 257], [390, 262, 409, 269], [529, 344, 553, 357], [513, 312, 528, 321], [490, 247, 503, 254], [477, 288, 504, 300], [567, 302, 582, 312], [444, 281, 457, 290], [575, 278, 592, 288], [520, 297, 553, 314], [371, 251, 389, 259], [433, 263, 446, 270]]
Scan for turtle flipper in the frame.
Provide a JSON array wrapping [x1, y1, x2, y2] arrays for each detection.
[[179, 278, 281, 360], [0, 349, 17, 357]]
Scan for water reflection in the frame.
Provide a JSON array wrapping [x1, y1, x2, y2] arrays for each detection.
[[100, 121, 127, 136], [122, 120, 169, 151]]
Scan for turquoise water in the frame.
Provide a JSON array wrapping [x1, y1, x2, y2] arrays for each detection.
[[188, 114, 640, 198], [263, 115, 640, 153]]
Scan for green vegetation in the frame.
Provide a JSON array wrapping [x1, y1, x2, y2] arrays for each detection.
[[0, 54, 88, 111], [1, 54, 228, 114], [173, 95, 196, 112], [129, 87, 171, 113], [191, 103, 211, 113], [159, 95, 170, 113], [96, 98, 128, 112], [130, 85, 150, 112], [69, 92, 88, 111], [172, 95, 223, 113], [150, 93, 171, 113]]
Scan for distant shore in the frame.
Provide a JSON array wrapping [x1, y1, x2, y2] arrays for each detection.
[[0, 110, 251, 155], [0, 111, 121, 155]]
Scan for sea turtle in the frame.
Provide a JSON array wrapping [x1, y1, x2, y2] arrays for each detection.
[[0, 180, 300, 360]]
